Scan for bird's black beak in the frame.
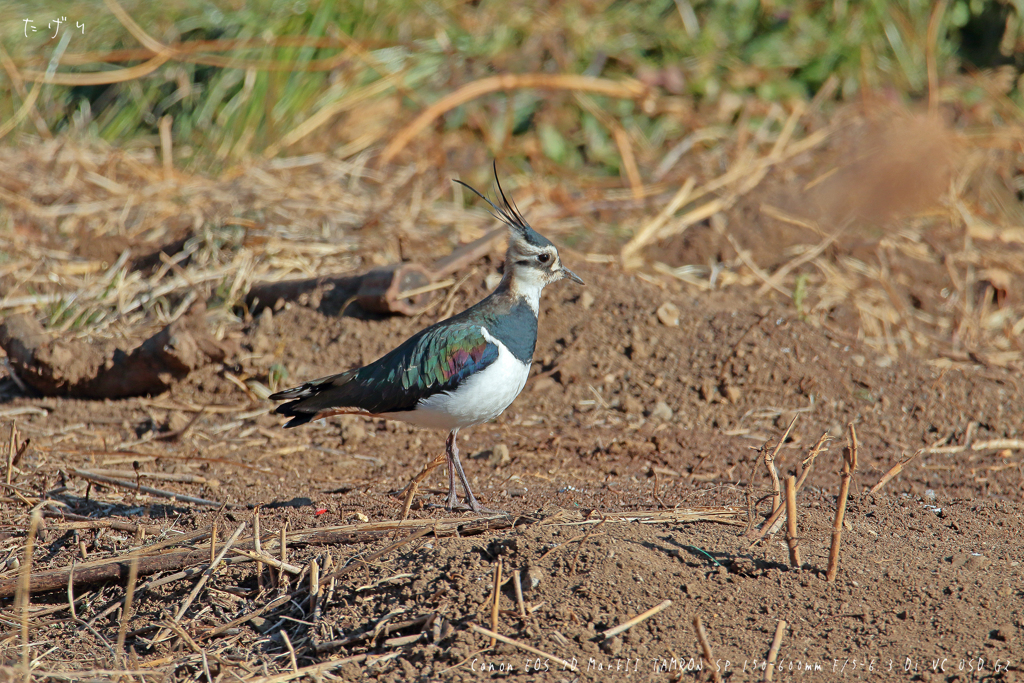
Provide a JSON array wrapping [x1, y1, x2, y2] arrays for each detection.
[[560, 266, 584, 285]]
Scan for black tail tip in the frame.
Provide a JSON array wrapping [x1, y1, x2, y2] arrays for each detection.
[[283, 415, 314, 428], [274, 402, 315, 428], [268, 388, 295, 401]]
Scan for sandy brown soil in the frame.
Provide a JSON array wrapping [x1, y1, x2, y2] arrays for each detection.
[[1, 254, 1021, 681]]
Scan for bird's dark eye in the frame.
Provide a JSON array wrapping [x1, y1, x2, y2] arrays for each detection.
[[537, 253, 551, 264]]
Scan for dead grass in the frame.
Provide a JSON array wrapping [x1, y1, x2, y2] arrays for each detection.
[[1, 1, 1022, 371], [0, 139, 480, 348], [3, 95, 1022, 375], [0, 480, 740, 678]]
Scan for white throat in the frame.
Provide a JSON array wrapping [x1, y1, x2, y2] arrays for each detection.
[[507, 274, 543, 314]]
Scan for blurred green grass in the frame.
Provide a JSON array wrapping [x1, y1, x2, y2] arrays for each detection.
[[1, 0, 1021, 176]]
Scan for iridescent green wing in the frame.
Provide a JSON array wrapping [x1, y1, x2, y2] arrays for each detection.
[[357, 319, 499, 413]]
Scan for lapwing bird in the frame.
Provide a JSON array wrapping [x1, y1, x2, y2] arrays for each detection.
[[270, 167, 583, 513]]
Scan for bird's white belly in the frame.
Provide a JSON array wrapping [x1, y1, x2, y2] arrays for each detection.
[[385, 331, 530, 431]]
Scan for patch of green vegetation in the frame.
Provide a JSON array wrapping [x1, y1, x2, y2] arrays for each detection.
[[2, 0, 1019, 176], [268, 362, 288, 392], [46, 295, 77, 328]]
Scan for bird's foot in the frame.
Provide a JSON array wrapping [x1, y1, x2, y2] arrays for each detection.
[[464, 494, 507, 516], [438, 495, 505, 515]]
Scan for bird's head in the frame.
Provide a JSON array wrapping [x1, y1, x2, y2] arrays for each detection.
[[455, 165, 584, 293]]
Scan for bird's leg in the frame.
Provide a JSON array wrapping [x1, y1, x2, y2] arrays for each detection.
[[444, 430, 461, 511], [448, 431, 503, 514]]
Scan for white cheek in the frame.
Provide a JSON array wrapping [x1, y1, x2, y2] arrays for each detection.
[[523, 269, 544, 285]]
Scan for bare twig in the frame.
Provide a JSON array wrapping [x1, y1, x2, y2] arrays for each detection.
[[0, 546, 230, 599], [42, 514, 161, 535], [72, 619, 118, 667], [764, 620, 787, 682], [972, 438, 1024, 451], [489, 559, 503, 646], [254, 506, 265, 590], [163, 520, 246, 639], [281, 629, 298, 673], [755, 226, 845, 297], [826, 425, 858, 582], [513, 570, 526, 619], [233, 548, 302, 574], [310, 558, 321, 628], [468, 624, 574, 670], [784, 476, 801, 568], [381, 74, 647, 165], [17, 510, 41, 683], [795, 432, 831, 491], [745, 500, 787, 549], [115, 553, 140, 660], [86, 555, 249, 629], [398, 452, 445, 521], [601, 600, 673, 640], [323, 552, 336, 612], [279, 522, 289, 587], [744, 420, 798, 542], [6, 422, 17, 485], [870, 448, 925, 493], [69, 468, 221, 507], [67, 561, 77, 621], [870, 432, 953, 493], [692, 615, 723, 683], [242, 654, 368, 683], [621, 178, 695, 266], [766, 417, 797, 512], [199, 526, 434, 641]]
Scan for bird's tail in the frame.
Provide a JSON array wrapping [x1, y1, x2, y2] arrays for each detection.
[[269, 371, 354, 427]]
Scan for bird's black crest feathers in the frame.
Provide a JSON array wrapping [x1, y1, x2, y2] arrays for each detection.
[[453, 162, 552, 248]]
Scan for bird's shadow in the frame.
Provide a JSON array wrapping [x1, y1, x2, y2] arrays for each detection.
[[317, 282, 388, 320], [656, 534, 792, 575], [47, 493, 193, 520], [249, 496, 315, 510]]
